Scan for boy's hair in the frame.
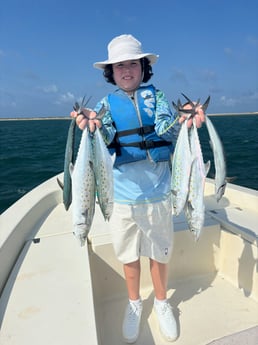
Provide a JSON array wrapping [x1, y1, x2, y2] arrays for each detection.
[[103, 57, 154, 85]]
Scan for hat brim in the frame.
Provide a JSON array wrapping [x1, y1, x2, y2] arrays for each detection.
[[93, 53, 159, 70]]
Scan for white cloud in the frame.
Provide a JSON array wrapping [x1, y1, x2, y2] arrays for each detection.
[[247, 35, 258, 47], [42, 84, 58, 93], [220, 91, 258, 108], [220, 95, 238, 107], [55, 92, 75, 104]]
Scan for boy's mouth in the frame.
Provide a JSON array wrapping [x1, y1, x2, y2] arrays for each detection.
[[123, 75, 133, 80]]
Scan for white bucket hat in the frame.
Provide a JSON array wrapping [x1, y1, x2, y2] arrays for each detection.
[[93, 34, 159, 69]]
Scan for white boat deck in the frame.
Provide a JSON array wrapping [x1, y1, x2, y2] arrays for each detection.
[[0, 176, 257, 344]]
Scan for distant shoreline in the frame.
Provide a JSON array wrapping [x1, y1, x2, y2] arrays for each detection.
[[1, 112, 258, 121], [208, 112, 258, 116], [0, 117, 71, 121]]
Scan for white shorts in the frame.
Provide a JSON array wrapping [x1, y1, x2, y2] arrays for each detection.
[[108, 197, 174, 264]]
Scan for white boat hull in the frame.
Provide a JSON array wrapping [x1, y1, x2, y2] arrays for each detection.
[[0, 174, 257, 344]]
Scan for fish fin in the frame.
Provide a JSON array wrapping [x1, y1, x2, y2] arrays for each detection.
[[192, 230, 201, 242], [181, 93, 195, 107], [216, 182, 227, 202], [208, 139, 214, 151], [172, 101, 179, 112], [191, 155, 198, 165], [96, 104, 107, 120], [89, 160, 94, 170], [202, 95, 210, 112], [111, 152, 116, 165], [205, 160, 211, 176], [73, 102, 80, 111], [56, 178, 64, 190], [178, 99, 183, 109], [73, 232, 87, 247], [69, 162, 74, 176], [226, 176, 237, 183]]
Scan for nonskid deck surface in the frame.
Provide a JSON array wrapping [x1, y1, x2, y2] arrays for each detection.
[[0, 180, 258, 345], [0, 205, 98, 345], [95, 274, 258, 345]]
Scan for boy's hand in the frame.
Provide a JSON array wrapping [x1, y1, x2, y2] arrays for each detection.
[[70, 108, 102, 132], [179, 103, 205, 128]]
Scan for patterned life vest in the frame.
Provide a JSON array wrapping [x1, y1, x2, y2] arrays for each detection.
[[107, 85, 173, 166]]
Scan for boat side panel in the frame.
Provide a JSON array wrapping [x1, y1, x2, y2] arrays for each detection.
[[0, 232, 99, 345], [219, 229, 258, 302], [0, 174, 63, 295]]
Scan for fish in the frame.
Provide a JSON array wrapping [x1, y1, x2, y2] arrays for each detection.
[[205, 115, 227, 202], [69, 127, 96, 246], [171, 118, 194, 216], [171, 94, 213, 240], [184, 120, 210, 241], [57, 95, 91, 211], [92, 127, 115, 221], [57, 118, 76, 210], [171, 93, 227, 239], [173, 93, 226, 202], [69, 104, 114, 245], [172, 94, 210, 118]]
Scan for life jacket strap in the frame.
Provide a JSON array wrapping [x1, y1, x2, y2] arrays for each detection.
[[108, 140, 170, 151], [116, 125, 155, 138]]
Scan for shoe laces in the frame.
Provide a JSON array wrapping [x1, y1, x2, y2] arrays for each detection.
[[156, 301, 173, 319], [127, 303, 141, 323]]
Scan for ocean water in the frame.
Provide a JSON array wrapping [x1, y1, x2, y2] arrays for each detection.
[[0, 115, 257, 214]]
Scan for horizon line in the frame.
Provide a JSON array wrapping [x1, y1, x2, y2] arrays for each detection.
[[1, 112, 258, 121]]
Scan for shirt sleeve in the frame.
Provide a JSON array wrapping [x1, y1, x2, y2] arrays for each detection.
[[93, 97, 116, 145], [154, 89, 180, 147]]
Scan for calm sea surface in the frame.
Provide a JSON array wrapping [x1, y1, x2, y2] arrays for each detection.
[[0, 115, 258, 214]]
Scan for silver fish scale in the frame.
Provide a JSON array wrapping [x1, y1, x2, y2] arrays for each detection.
[[170, 95, 226, 242], [205, 116, 227, 202], [81, 172, 95, 205], [92, 128, 114, 221], [184, 121, 210, 241], [171, 120, 193, 216], [70, 127, 96, 246]]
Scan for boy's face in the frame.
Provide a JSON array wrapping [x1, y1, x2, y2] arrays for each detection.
[[112, 59, 142, 93]]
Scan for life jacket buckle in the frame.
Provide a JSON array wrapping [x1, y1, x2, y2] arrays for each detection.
[[139, 141, 155, 149]]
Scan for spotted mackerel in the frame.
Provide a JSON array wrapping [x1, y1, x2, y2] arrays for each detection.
[[172, 94, 226, 240], [92, 127, 115, 221], [171, 118, 194, 216], [184, 119, 210, 240], [69, 104, 114, 246], [205, 116, 227, 201], [57, 96, 90, 211], [70, 127, 96, 246]]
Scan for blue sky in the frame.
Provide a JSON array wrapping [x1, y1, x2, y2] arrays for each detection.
[[1, 0, 257, 118]]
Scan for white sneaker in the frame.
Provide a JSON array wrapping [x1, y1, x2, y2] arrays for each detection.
[[122, 301, 142, 343], [154, 300, 178, 341]]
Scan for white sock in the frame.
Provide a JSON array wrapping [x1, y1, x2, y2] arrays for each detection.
[[154, 297, 167, 306], [129, 298, 142, 306]]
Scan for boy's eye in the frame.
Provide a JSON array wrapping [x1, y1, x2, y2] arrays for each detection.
[[114, 60, 140, 69]]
